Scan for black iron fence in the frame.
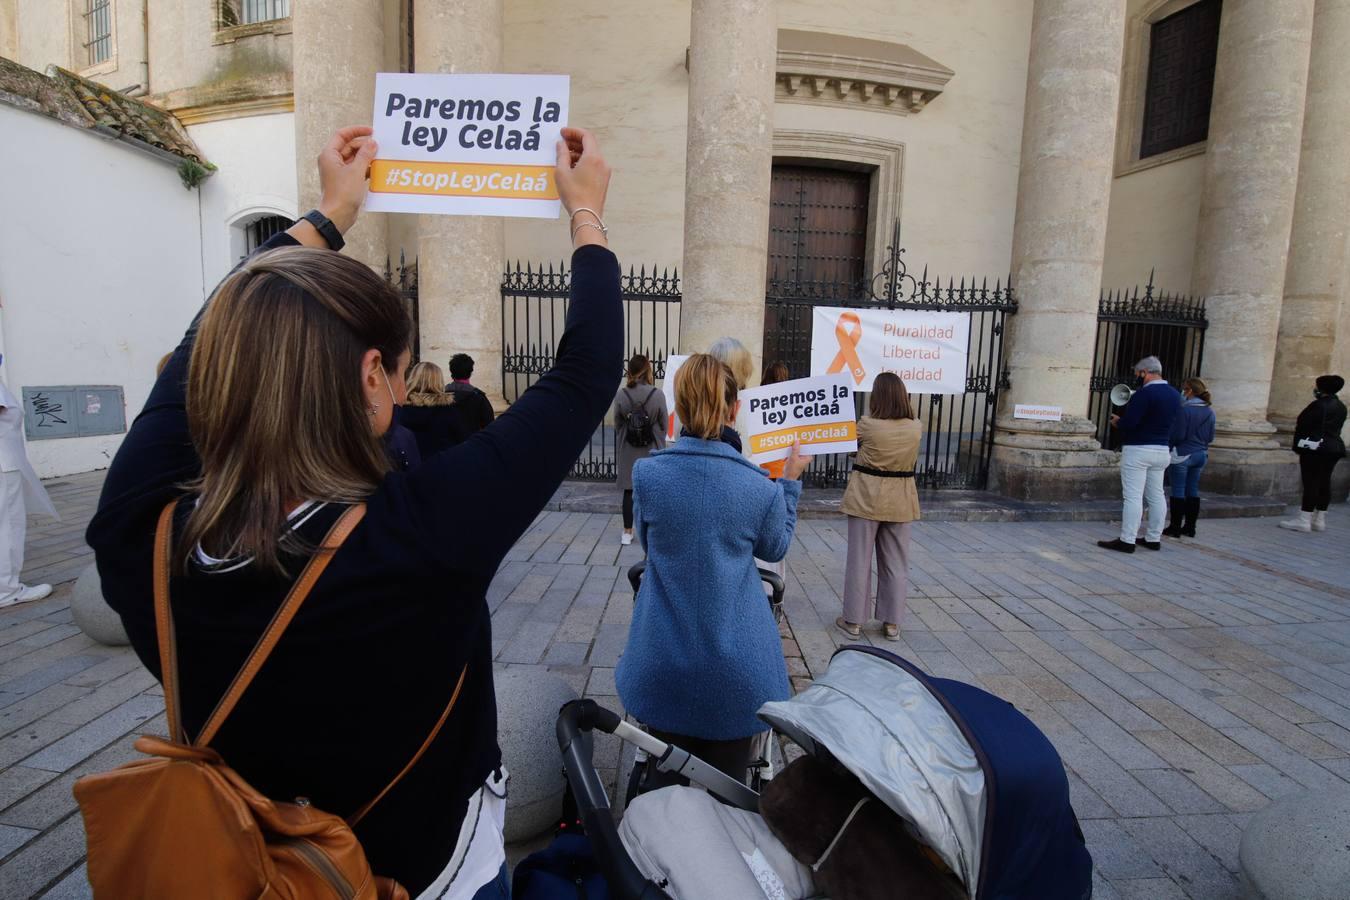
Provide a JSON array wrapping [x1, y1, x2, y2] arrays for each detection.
[[385, 251, 420, 364], [764, 232, 1016, 489], [1089, 273, 1206, 449], [501, 262, 681, 480]]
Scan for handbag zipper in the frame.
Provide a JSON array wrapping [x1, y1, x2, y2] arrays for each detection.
[[276, 837, 357, 900]]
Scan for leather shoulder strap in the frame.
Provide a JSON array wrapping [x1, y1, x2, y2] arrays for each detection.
[[349, 664, 468, 826], [154, 500, 185, 742], [194, 503, 367, 747]]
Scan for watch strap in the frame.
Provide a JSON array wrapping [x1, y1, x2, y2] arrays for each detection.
[[301, 209, 345, 252]]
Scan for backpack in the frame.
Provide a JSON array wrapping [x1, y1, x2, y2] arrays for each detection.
[[622, 388, 658, 448], [73, 501, 469, 899]]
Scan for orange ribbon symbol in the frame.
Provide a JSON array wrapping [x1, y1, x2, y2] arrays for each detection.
[[827, 311, 866, 385]]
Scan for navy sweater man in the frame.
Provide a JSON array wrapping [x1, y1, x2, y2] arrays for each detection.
[[1099, 356, 1182, 553]]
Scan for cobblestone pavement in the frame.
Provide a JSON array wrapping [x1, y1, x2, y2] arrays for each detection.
[[1, 470, 1348, 898]]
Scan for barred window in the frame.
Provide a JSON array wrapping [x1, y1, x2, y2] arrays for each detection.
[[244, 215, 293, 256], [1140, 0, 1222, 159], [220, 0, 290, 28], [82, 0, 113, 66]]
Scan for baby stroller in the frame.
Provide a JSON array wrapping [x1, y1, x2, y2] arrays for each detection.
[[621, 561, 785, 801], [556, 645, 1093, 899]]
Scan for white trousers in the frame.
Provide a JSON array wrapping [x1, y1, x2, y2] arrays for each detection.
[[0, 470, 27, 601], [1120, 446, 1171, 543]]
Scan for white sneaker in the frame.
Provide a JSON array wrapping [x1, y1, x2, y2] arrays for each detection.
[[621, 532, 633, 546], [1311, 511, 1327, 532], [0, 583, 52, 609], [1278, 511, 1312, 533]]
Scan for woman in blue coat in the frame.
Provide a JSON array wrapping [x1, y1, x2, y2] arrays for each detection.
[[617, 354, 808, 784]]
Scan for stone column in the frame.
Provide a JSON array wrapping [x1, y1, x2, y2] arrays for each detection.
[[1190, 0, 1314, 495], [678, 0, 777, 376], [988, 0, 1126, 500], [1271, 0, 1350, 433], [292, 0, 386, 268], [414, 0, 507, 408]]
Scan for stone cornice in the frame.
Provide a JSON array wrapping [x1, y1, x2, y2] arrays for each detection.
[[775, 29, 954, 115]]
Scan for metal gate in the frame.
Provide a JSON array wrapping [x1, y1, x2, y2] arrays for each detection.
[[385, 250, 420, 364], [1089, 273, 1207, 449], [764, 221, 1017, 489], [501, 261, 682, 480]]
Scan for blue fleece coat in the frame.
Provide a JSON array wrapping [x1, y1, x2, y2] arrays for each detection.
[[616, 437, 801, 739]]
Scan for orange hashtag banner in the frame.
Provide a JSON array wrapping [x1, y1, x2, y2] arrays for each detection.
[[369, 160, 558, 200], [748, 422, 857, 456]]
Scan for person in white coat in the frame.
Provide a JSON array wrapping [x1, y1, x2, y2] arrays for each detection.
[[0, 371, 58, 608]]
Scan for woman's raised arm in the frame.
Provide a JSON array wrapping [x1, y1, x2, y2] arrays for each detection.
[[90, 128, 375, 528], [405, 128, 621, 570]]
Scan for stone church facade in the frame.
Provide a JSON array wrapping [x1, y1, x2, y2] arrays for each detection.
[[3, 0, 1347, 499]]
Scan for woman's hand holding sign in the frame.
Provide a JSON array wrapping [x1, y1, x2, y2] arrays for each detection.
[[783, 441, 810, 481], [318, 126, 380, 234], [288, 126, 380, 249], [556, 127, 611, 249]]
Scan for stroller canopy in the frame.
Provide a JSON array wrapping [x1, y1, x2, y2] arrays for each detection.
[[758, 646, 1092, 900]]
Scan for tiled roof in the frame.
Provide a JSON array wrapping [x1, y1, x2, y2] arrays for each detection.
[[51, 66, 205, 163], [0, 56, 208, 166]]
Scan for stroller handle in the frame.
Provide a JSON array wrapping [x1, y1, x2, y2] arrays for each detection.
[[627, 560, 786, 605], [556, 700, 673, 900]]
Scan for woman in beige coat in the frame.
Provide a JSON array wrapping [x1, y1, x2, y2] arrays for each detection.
[[839, 372, 921, 640]]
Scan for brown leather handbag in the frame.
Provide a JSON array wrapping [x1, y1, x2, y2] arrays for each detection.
[[74, 501, 468, 899]]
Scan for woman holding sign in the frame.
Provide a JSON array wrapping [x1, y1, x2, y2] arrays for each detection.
[[839, 373, 921, 641], [83, 124, 617, 899], [617, 354, 808, 783]]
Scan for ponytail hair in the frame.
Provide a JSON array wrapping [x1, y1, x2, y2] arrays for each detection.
[[626, 354, 653, 388], [674, 354, 737, 440], [1183, 377, 1211, 405]]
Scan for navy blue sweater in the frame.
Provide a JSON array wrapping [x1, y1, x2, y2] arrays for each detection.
[[1117, 381, 1182, 447], [1169, 398, 1216, 455], [85, 233, 621, 893]]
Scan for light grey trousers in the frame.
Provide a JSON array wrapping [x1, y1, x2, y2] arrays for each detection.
[[842, 516, 911, 626]]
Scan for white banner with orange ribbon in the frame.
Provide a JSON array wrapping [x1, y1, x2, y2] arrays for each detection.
[[366, 73, 569, 218], [809, 306, 970, 394], [740, 374, 858, 465]]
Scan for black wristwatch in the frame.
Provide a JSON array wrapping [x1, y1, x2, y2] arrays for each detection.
[[301, 209, 345, 251]]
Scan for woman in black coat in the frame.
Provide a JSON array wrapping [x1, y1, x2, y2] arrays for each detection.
[[1279, 374, 1346, 533], [399, 361, 472, 459]]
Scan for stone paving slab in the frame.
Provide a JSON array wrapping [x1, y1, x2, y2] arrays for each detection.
[[0, 469, 1346, 898]]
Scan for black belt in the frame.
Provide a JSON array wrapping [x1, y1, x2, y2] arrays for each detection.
[[851, 464, 915, 478]]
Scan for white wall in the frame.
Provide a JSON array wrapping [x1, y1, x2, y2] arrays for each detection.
[[189, 112, 298, 288], [0, 104, 205, 477]]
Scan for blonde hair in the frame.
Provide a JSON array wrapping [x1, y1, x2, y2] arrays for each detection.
[[708, 337, 754, 390], [405, 361, 455, 407], [182, 246, 411, 573], [675, 354, 737, 440]]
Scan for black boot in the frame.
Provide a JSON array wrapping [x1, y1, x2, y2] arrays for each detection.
[[1181, 497, 1199, 538], [1163, 497, 1185, 538]]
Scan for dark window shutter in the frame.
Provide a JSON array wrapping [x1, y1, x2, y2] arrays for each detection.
[[1140, 0, 1223, 159]]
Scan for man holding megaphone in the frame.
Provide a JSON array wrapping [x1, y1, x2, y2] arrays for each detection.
[[1098, 356, 1182, 553]]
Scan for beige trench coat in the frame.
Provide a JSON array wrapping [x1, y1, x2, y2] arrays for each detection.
[[840, 417, 922, 523]]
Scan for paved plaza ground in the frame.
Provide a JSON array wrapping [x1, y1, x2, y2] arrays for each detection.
[[1, 470, 1348, 898]]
